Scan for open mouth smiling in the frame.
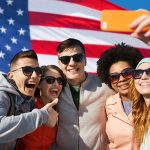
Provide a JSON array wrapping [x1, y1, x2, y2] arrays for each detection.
[[25, 83, 36, 89]]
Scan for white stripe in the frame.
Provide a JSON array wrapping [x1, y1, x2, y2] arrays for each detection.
[[28, 0, 100, 21], [37, 54, 98, 72], [30, 26, 150, 49]]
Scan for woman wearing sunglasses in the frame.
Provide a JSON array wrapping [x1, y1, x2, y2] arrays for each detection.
[[129, 58, 150, 150], [16, 65, 66, 150], [97, 43, 143, 150]]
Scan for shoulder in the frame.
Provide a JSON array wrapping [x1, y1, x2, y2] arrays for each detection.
[[0, 91, 12, 115], [84, 73, 103, 88], [106, 93, 120, 106], [86, 73, 100, 82], [0, 91, 10, 102], [105, 93, 119, 116]]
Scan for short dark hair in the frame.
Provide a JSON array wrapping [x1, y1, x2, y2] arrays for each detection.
[[57, 38, 85, 54], [97, 43, 144, 89], [10, 50, 38, 70]]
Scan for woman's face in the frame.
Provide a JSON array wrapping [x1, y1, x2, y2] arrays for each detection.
[[39, 69, 63, 104], [109, 61, 132, 99], [134, 62, 150, 98]]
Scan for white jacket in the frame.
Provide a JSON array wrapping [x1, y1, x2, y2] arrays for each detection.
[[56, 73, 113, 150]]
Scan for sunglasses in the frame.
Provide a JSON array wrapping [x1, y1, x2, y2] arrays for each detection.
[[58, 53, 85, 65], [132, 68, 150, 79], [109, 68, 133, 84], [43, 76, 65, 85], [11, 66, 43, 77]]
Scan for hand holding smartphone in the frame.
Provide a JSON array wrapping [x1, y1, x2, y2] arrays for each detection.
[[101, 10, 150, 32]]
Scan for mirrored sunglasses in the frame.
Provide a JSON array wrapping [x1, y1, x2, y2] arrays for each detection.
[[109, 68, 133, 84], [11, 66, 43, 77], [58, 53, 85, 65], [43, 76, 65, 85], [132, 68, 150, 79]]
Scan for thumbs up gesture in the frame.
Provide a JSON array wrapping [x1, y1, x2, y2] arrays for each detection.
[[43, 98, 58, 127]]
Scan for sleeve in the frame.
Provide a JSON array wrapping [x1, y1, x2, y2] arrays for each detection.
[[0, 91, 48, 143]]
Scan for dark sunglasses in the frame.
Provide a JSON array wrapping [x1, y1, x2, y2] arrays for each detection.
[[109, 68, 133, 84], [132, 68, 150, 79], [11, 66, 43, 77], [43, 76, 65, 85], [58, 53, 85, 65]]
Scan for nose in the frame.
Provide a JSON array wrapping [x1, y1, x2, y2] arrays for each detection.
[[31, 70, 38, 77], [68, 57, 75, 65], [141, 72, 148, 79], [119, 74, 126, 82], [53, 80, 60, 86]]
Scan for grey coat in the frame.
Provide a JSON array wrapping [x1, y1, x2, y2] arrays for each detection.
[[0, 73, 48, 150], [56, 73, 113, 150]]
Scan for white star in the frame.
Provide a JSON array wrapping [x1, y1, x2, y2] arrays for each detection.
[[6, 0, 13, 6], [17, 9, 24, 16], [0, 26, 7, 33], [5, 45, 11, 51], [11, 37, 17, 44], [18, 28, 26, 35], [0, 51, 5, 59], [22, 47, 28, 51], [0, 7, 4, 14], [8, 18, 15, 25]]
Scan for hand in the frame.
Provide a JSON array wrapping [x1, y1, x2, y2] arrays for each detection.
[[43, 98, 58, 127], [129, 13, 150, 46]]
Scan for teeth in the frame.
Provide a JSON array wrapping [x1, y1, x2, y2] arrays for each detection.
[[140, 83, 150, 86], [68, 68, 78, 72]]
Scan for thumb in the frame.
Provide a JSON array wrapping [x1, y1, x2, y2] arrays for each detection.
[[49, 98, 58, 107]]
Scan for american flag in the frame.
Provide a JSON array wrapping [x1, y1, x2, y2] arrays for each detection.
[[0, 0, 150, 73]]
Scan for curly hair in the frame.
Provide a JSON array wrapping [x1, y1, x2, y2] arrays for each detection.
[[129, 79, 150, 145], [97, 43, 143, 89]]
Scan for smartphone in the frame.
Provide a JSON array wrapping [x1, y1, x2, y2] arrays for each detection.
[[101, 10, 149, 32]]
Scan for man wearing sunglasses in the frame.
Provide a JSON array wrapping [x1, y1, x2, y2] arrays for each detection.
[[0, 50, 58, 150], [56, 38, 113, 150]]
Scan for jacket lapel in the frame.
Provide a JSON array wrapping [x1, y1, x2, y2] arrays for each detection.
[[112, 94, 132, 126]]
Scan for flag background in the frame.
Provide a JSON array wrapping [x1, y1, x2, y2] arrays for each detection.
[[0, 0, 150, 73]]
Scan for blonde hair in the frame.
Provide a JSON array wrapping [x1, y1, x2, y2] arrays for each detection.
[[129, 79, 150, 145]]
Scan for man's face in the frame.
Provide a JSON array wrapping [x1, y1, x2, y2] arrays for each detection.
[[58, 47, 86, 85], [8, 58, 41, 96]]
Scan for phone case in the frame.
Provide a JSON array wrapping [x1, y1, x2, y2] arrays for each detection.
[[101, 10, 149, 32]]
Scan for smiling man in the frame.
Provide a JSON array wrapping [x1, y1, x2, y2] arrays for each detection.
[[56, 38, 113, 150], [0, 50, 58, 150]]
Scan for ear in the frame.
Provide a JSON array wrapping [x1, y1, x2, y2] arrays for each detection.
[[58, 59, 61, 66], [7, 71, 14, 80]]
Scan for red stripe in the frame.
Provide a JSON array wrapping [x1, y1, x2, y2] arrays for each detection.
[[32, 40, 150, 58], [59, 0, 124, 11], [29, 12, 100, 31]]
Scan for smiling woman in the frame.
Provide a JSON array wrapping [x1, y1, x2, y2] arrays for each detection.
[[16, 65, 66, 150], [97, 43, 143, 150], [129, 58, 150, 149]]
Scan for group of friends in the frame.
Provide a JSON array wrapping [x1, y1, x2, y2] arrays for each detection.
[[0, 11, 150, 150]]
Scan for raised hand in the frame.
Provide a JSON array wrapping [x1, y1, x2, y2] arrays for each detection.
[[129, 13, 150, 46], [43, 98, 58, 127]]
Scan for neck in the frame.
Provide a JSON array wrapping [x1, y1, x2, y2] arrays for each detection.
[[144, 97, 150, 107], [120, 94, 130, 101], [68, 72, 87, 86]]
